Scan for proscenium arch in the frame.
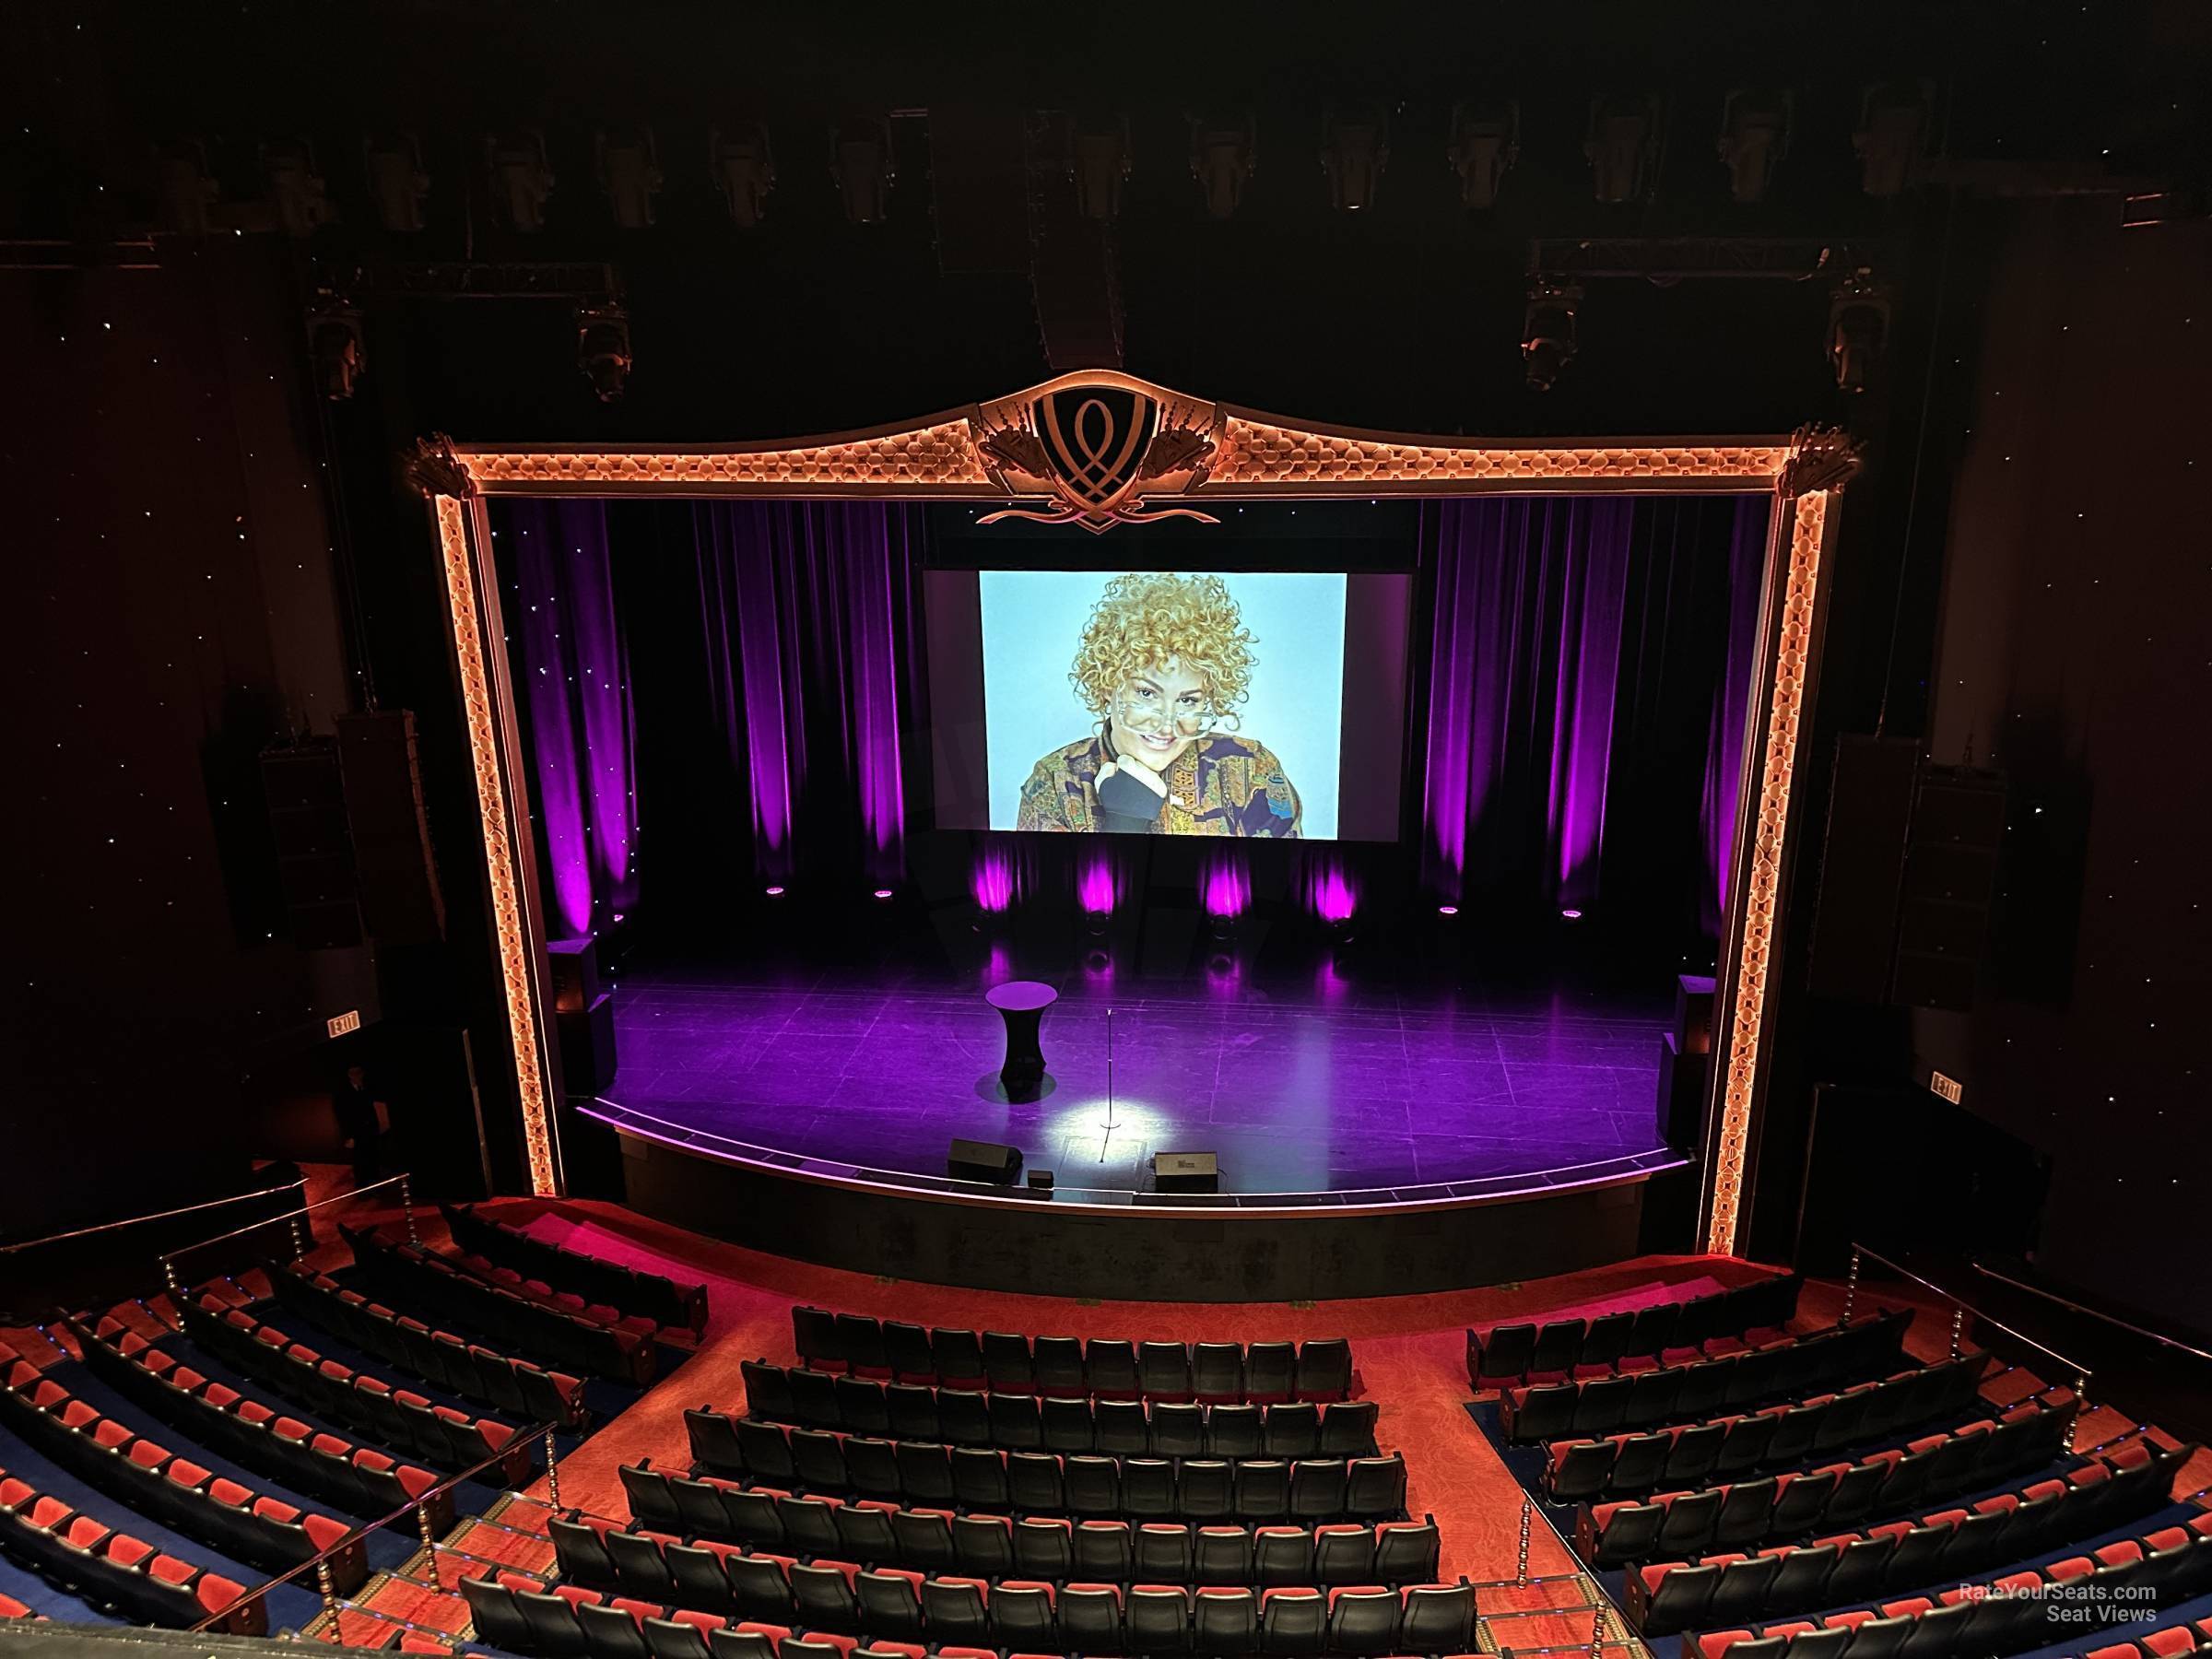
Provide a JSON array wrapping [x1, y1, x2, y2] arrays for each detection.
[[409, 372, 1854, 1258]]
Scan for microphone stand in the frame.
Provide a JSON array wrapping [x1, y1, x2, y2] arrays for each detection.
[[1100, 1006, 1118, 1154]]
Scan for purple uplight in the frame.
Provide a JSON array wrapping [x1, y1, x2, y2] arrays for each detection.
[[1307, 860, 1358, 924], [1200, 853, 1249, 920], [971, 845, 1018, 912], [1077, 852, 1118, 915], [1437, 903, 1460, 917], [764, 885, 785, 897], [871, 888, 894, 900], [1560, 907, 1583, 921]]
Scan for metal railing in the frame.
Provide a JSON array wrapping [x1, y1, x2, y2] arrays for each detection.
[[1971, 1258, 2212, 1364], [189, 1411, 559, 1637], [1476, 1482, 1653, 1659], [1846, 1241, 2097, 1451], [158, 1170, 423, 1296], [0, 1174, 309, 1256]]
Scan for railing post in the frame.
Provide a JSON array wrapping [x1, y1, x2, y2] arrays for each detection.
[[418, 1502, 441, 1591], [402, 1173, 421, 1247], [545, 1426, 561, 1509], [290, 1212, 310, 1262], [1516, 1491, 1531, 1585], [315, 1557, 339, 1641], [1590, 1590, 1606, 1655], [1842, 1245, 1861, 1324], [161, 1254, 182, 1298], [2066, 1376, 2088, 1452], [1949, 1304, 1963, 1361]]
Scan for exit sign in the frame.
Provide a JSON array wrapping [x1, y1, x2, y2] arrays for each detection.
[[326, 1009, 362, 1039], [1929, 1070, 1963, 1104]]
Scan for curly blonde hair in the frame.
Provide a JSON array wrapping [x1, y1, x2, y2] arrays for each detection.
[[1069, 572, 1257, 722]]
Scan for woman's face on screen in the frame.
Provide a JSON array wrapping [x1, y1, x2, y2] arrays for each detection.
[[1109, 659, 1210, 771]]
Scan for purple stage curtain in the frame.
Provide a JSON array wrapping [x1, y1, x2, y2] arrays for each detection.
[[1700, 501, 1771, 934], [693, 502, 921, 882], [1419, 494, 1767, 935], [505, 499, 639, 941]]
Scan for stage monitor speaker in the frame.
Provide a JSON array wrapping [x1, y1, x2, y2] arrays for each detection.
[[1890, 766, 2006, 1011], [336, 712, 447, 946], [262, 740, 362, 948], [948, 1138, 1023, 1184], [557, 992, 618, 1097], [1154, 1151, 1219, 1194], [547, 936, 603, 1015], [1806, 735, 1918, 1001], [1654, 1032, 1710, 1153], [1672, 974, 1716, 1055]]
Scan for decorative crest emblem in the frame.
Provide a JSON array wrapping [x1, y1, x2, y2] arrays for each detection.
[[974, 376, 1222, 533]]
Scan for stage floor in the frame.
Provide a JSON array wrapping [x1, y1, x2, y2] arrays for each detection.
[[595, 955, 1675, 1197]]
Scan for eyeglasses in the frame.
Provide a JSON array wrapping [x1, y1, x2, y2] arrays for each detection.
[[1114, 689, 1215, 737]]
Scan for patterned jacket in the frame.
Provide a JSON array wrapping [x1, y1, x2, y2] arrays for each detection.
[[1016, 733, 1302, 836]]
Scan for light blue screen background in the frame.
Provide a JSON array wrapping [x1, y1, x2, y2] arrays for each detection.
[[978, 571, 1347, 837]]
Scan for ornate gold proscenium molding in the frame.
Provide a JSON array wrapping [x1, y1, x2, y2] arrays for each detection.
[[431, 494, 558, 1197], [422, 373, 1835, 1229], [1703, 485, 1835, 1256], [406, 434, 478, 500], [973, 372, 1224, 532]]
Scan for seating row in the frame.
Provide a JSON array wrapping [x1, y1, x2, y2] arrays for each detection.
[[579, 1495, 1443, 1590], [172, 1292, 524, 1485], [2080, 1616, 2212, 1659], [683, 1417, 1409, 1523], [342, 1222, 656, 1385], [64, 1309, 451, 1528], [1630, 1497, 2212, 1636], [0, 1595, 31, 1618], [1541, 1354, 1998, 1502], [1497, 1312, 1912, 1443], [740, 1361, 1379, 1459], [620, 1464, 1432, 1583], [444, 1203, 710, 1336], [272, 1260, 589, 1430], [1467, 1277, 1804, 1387], [1688, 1512, 2212, 1659], [465, 1566, 1477, 1659], [1577, 1430, 2171, 1568], [792, 1310, 1352, 1404], [0, 1347, 367, 1591], [0, 1465, 261, 1635]]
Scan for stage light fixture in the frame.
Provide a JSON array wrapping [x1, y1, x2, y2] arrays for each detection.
[[488, 130, 556, 231], [1447, 99, 1518, 211], [764, 885, 785, 897], [1560, 907, 1584, 921], [1522, 276, 1582, 392], [1321, 102, 1390, 212], [1071, 113, 1132, 222], [364, 133, 429, 232], [1585, 94, 1661, 204], [1827, 269, 1889, 393], [832, 116, 897, 225], [1189, 110, 1255, 219], [712, 124, 776, 227], [261, 140, 335, 237], [1718, 89, 1792, 205], [307, 300, 366, 401], [1436, 904, 1459, 917], [596, 125, 664, 229], [872, 888, 894, 900], [1853, 81, 1932, 198], [575, 306, 632, 402]]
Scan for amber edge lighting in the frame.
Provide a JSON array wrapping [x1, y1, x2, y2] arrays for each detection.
[[1704, 488, 1831, 1255], [1206, 421, 1793, 486], [434, 493, 559, 1197]]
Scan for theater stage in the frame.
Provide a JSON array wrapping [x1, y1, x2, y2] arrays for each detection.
[[587, 956, 1679, 1200]]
